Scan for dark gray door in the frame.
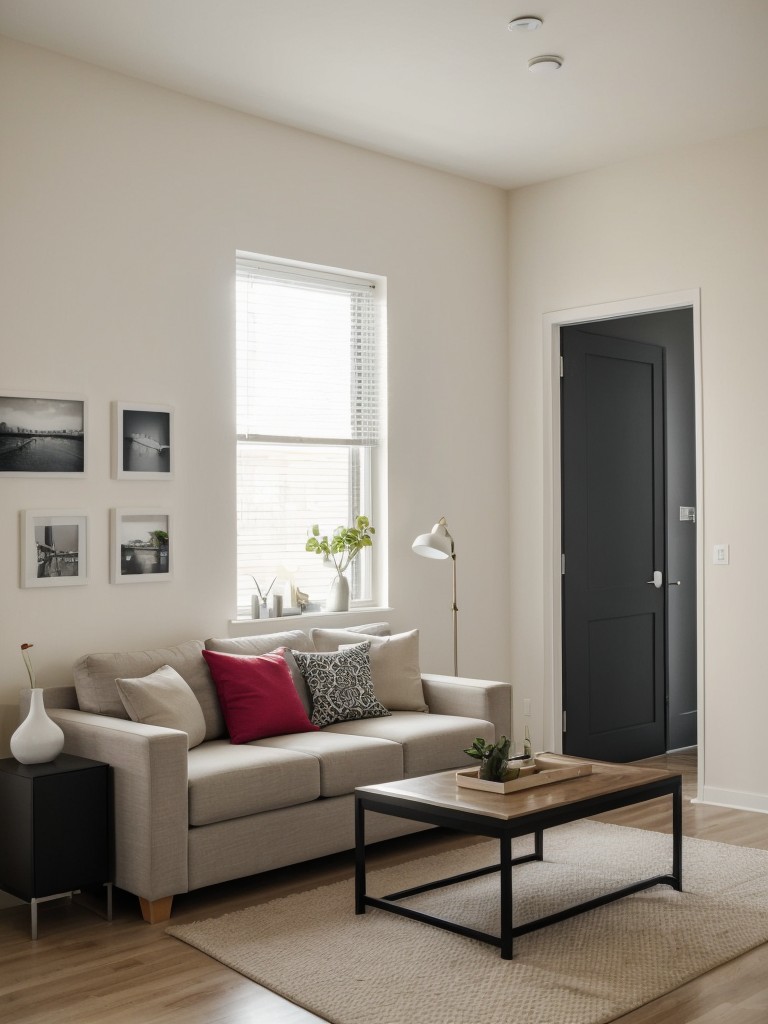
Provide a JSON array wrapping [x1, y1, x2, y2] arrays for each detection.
[[561, 328, 666, 761], [578, 308, 697, 751]]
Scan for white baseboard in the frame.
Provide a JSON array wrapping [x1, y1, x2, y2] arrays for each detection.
[[696, 786, 768, 815]]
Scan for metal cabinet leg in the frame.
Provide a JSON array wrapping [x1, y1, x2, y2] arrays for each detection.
[[27, 885, 112, 940], [28, 891, 70, 940]]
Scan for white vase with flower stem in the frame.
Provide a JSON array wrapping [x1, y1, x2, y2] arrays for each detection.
[[305, 516, 375, 613], [10, 643, 65, 765]]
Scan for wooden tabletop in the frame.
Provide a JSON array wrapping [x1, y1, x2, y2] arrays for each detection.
[[356, 754, 681, 822]]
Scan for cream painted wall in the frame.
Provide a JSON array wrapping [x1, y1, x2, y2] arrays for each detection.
[[507, 127, 768, 812], [0, 37, 511, 755]]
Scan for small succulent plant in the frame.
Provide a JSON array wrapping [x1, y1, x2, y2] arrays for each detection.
[[464, 736, 513, 782]]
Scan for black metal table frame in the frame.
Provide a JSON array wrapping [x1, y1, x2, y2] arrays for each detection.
[[355, 773, 682, 959]]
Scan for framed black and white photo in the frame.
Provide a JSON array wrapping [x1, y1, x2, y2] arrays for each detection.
[[111, 508, 172, 583], [20, 510, 88, 587], [112, 402, 173, 479], [1, 393, 86, 476]]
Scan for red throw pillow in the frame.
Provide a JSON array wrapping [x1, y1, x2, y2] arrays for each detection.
[[202, 647, 319, 743]]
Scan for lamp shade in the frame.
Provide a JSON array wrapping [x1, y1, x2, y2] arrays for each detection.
[[412, 520, 453, 559]]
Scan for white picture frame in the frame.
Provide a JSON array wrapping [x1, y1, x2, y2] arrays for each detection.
[[1, 392, 86, 477], [111, 508, 172, 583], [112, 402, 173, 479], [20, 510, 88, 587]]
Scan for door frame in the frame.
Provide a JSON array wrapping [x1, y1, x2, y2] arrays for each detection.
[[541, 289, 704, 799]]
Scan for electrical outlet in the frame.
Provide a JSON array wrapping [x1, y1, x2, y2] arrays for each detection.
[[523, 698, 532, 717]]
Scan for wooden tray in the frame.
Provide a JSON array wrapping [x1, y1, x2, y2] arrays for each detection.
[[456, 755, 593, 794]]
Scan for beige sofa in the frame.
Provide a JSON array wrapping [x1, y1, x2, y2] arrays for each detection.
[[28, 624, 511, 923]]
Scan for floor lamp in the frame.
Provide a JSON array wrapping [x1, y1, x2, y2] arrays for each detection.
[[412, 516, 458, 676]]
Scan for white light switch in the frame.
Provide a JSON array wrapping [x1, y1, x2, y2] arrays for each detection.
[[713, 544, 729, 565], [523, 698, 531, 717]]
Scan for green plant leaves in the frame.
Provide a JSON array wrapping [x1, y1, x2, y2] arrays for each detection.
[[463, 735, 512, 782], [304, 518, 375, 575]]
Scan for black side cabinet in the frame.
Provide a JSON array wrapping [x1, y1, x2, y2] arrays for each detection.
[[0, 754, 111, 939]]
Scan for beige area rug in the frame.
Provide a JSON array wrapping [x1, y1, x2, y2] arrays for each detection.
[[167, 821, 768, 1024]]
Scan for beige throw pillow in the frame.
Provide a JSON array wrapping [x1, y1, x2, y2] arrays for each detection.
[[309, 624, 391, 652], [115, 664, 207, 749], [73, 638, 224, 740], [339, 630, 427, 712], [345, 622, 392, 637]]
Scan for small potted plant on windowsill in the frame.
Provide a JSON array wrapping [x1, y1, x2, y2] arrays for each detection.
[[305, 515, 375, 612]]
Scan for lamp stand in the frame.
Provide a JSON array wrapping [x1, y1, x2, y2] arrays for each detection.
[[451, 551, 458, 676], [411, 515, 459, 677]]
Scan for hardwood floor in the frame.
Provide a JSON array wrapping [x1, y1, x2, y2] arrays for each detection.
[[2, 752, 767, 1023]]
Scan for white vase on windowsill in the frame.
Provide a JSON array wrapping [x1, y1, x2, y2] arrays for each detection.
[[326, 574, 350, 613], [11, 688, 65, 765], [306, 517, 374, 615]]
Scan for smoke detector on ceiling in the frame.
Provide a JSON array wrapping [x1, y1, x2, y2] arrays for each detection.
[[508, 16, 543, 32], [528, 54, 563, 73]]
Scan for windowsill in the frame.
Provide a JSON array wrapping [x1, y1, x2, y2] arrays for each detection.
[[227, 606, 394, 638]]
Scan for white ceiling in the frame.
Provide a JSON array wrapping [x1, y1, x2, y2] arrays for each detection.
[[1, 0, 767, 189]]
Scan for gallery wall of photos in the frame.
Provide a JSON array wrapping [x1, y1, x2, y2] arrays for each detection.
[[0, 393, 174, 588]]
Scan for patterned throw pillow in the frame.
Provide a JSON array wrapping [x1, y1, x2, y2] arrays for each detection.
[[291, 642, 391, 728]]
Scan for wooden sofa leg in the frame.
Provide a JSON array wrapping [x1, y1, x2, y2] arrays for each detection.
[[139, 896, 174, 923]]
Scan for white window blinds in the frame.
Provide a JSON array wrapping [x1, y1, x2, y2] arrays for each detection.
[[235, 254, 382, 618]]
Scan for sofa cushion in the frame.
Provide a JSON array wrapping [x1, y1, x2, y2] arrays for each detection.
[[204, 630, 315, 713], [115, 664, 206, 749], [292, 643, 391, 728], [253, 731, 403, 797], [338, 631, 427, 712], [202, 648, 318, 743], [205, 629, 314, 656], [309, 624, 392, 652], [73, 639, 225, 740], [188, 741, 321, 826], [324, 711, 495, 777]]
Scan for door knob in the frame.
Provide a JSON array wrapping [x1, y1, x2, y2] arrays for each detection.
[[645, 570, 663, 589]]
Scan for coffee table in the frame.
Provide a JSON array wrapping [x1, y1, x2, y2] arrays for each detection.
[[354, 754, 682, 959]]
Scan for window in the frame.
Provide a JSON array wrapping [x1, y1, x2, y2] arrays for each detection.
[[235, 253, 384, 619]]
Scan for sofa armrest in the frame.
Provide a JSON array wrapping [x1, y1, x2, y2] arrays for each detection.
[[20, 685, 78, 714], [421, 674, 512, 741], [48, 709, 189, 903]]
